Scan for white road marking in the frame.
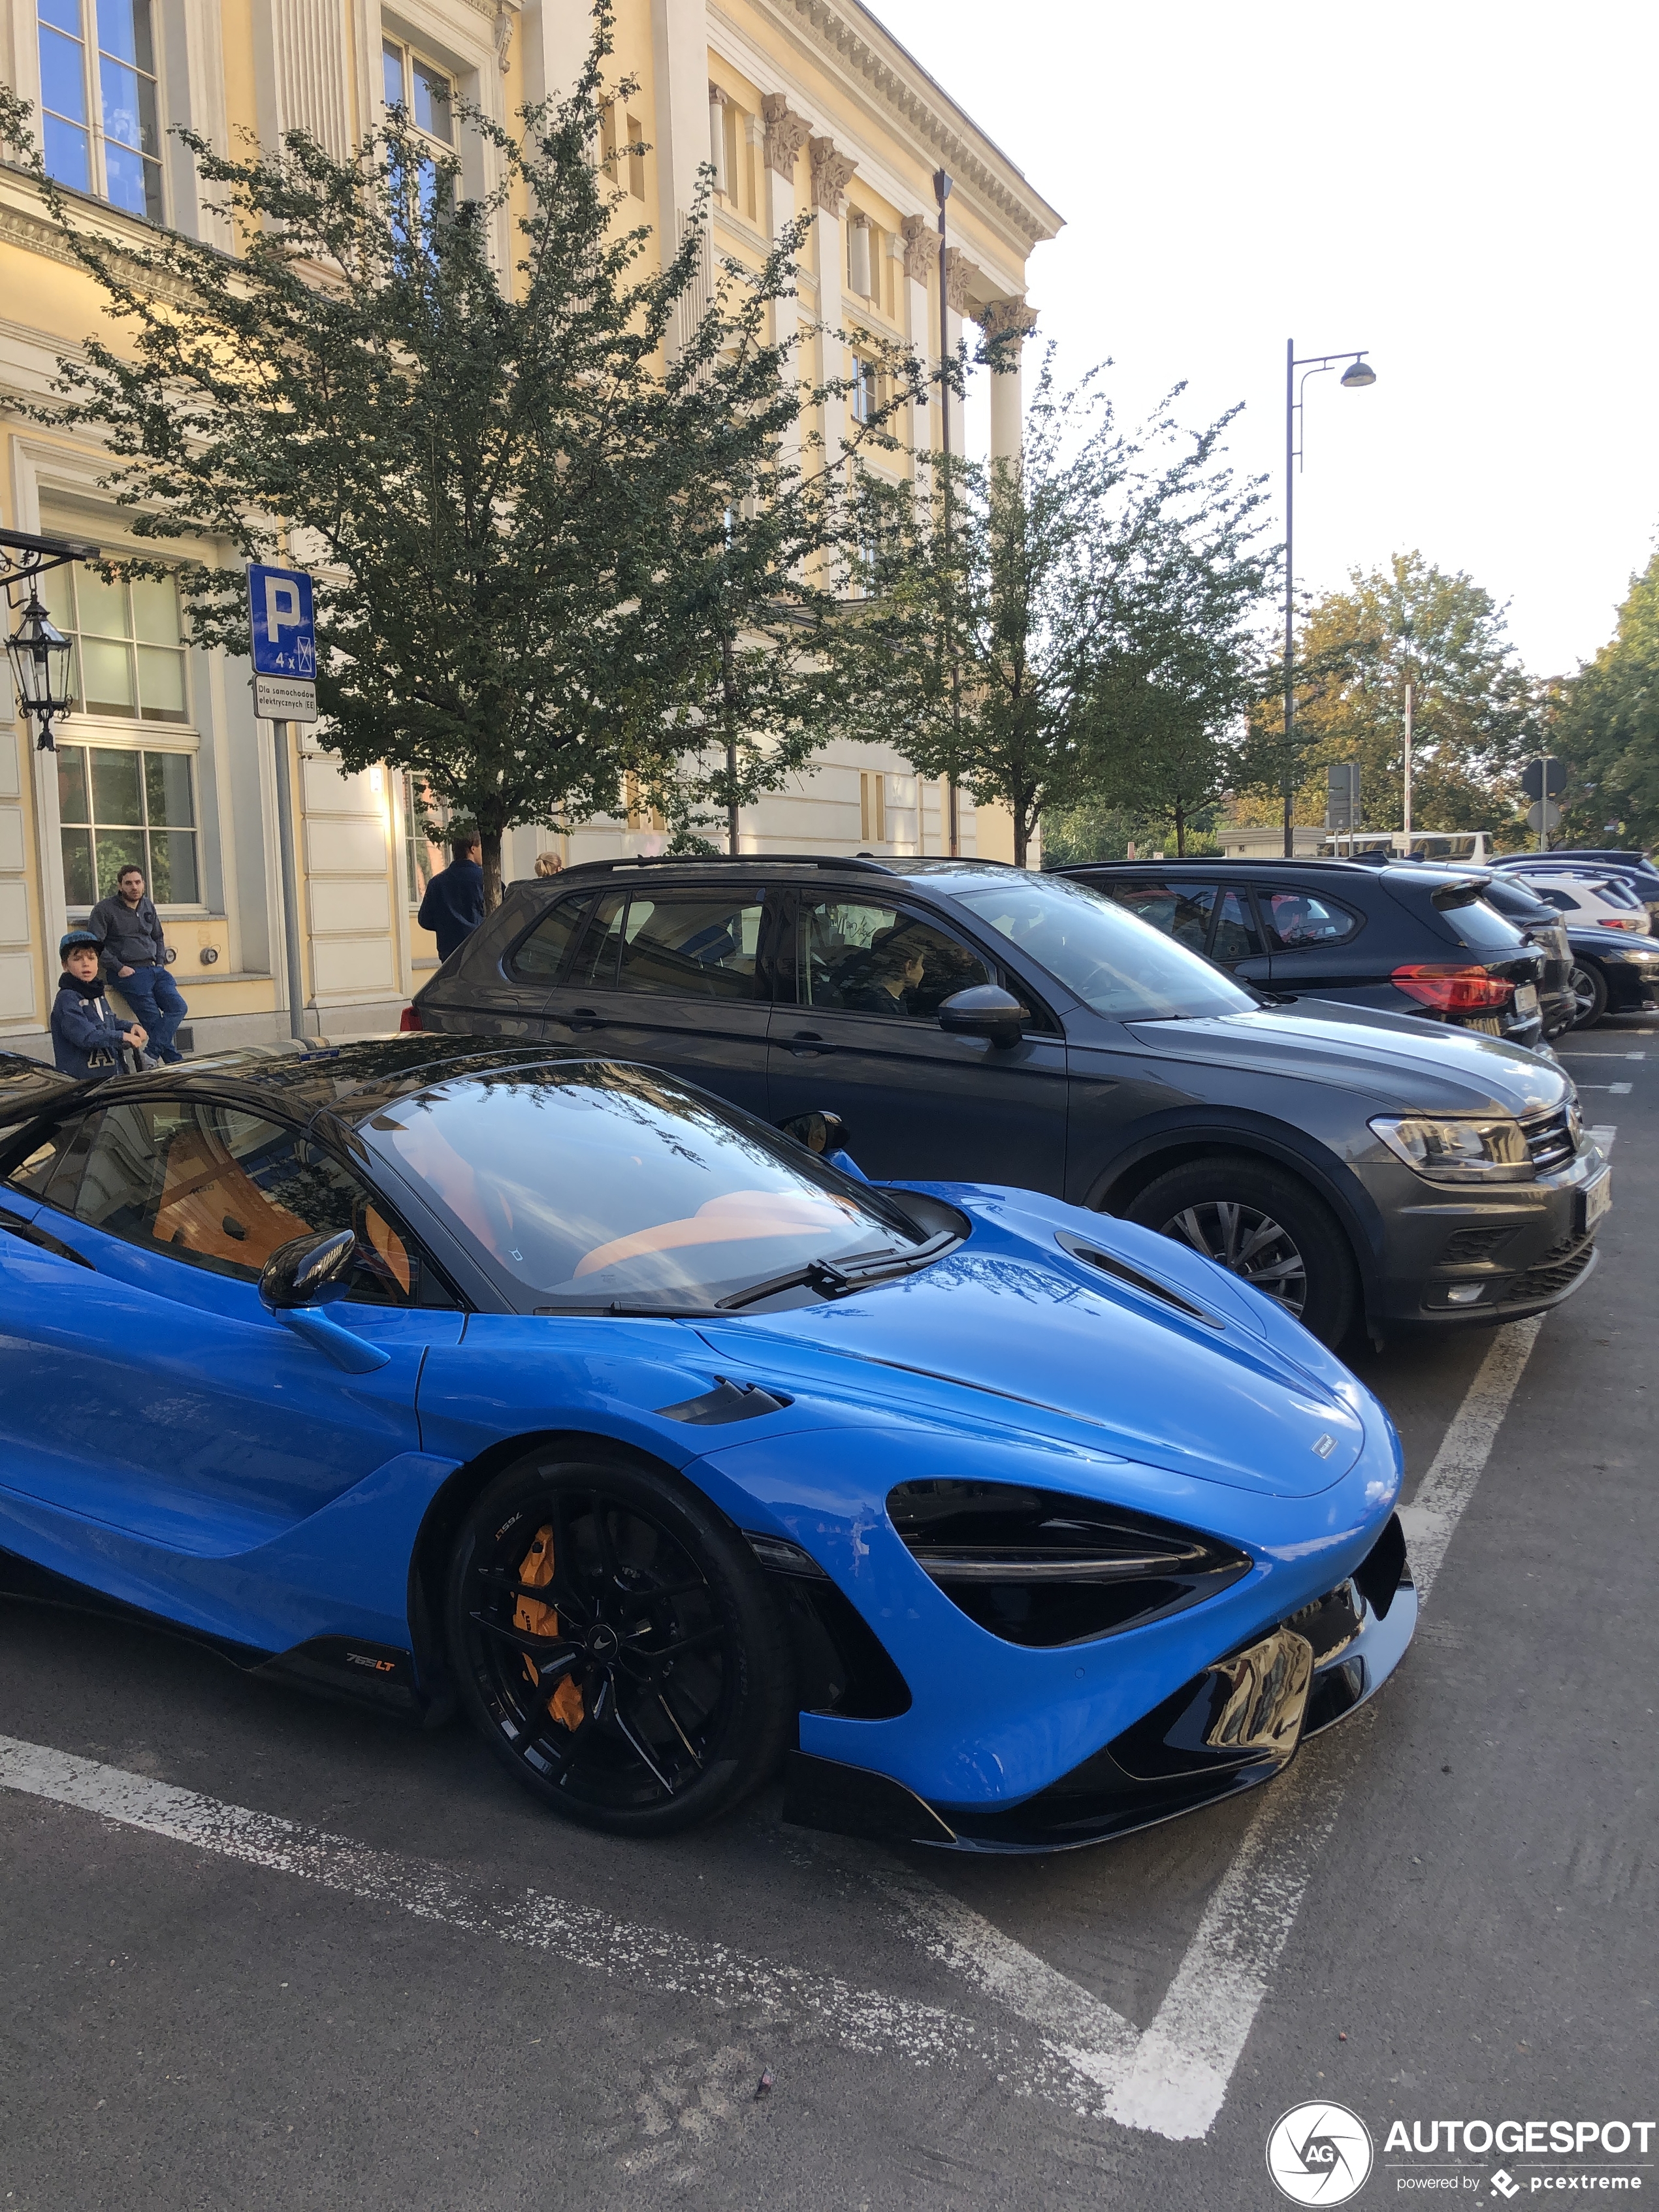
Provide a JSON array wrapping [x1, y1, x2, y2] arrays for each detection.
[[0, 1734, 1078, 2107], [1588, 1126, 1618, 1152], [0, 1320, 1549, 2147], [1577, 1082, 1632, 1093]]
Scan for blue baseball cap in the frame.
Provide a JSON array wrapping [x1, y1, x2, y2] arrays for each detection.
[[59, 927, 103, 958]]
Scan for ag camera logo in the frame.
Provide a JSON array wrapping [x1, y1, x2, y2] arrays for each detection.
[[1266, 2101, 1375, 2204]]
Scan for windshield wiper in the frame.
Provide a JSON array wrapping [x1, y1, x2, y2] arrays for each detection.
[[715, 1231, 958, 1313], [532, 1298, 716, 1317]]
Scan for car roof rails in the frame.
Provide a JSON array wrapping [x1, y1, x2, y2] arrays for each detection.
[[549, 852, 903, 877]]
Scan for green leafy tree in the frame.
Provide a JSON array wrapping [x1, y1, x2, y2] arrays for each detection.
[[1237, 552, 1535, 837], [0, 8, 895, 900], [840, 357, 1274, 867], [1553, 549, 1659, 848]]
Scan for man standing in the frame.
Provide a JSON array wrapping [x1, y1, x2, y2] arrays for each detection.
[[91, 863, 188, 1063], [417, 831, 485, 961]]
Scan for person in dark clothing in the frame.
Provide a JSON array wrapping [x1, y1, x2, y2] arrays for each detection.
[[51, 928, 150, 1079], [90, 863, 189, 1063], [418, 832, 486, 961]]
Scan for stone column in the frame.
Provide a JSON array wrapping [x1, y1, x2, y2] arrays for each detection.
[[809, 135, 857, 463], [761, 95, 810, 462], [978, 297, 1038, 466], [649, 0, 713, 353]]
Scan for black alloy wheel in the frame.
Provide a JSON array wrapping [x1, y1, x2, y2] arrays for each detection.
[[447, 1454, 794, 1836], [1568, 960, 1609, 1029], [1120, 1154, 1359, 1348]]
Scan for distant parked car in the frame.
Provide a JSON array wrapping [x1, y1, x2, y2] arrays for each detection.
[[1558, 923, 1659, 1027], [1052, 856, 1549, 1050], [409, 856, 1605, 1346], [1494, 850, 1659, 932], [1467, 876, 1576, 1039], [1502, 868, 1649, 936]]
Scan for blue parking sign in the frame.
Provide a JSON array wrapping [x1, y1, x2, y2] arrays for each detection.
[[249, 564, 316, 679]]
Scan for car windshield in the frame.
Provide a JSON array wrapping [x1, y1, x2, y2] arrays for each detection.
[[958, 876, 1255, 1019], [362, 1063, 926, 1308]]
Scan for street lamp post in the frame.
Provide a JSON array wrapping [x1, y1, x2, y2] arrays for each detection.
[[934, 165, 961, 858], [1282, 341, 1375, 857], [1, 526, 99, 752]]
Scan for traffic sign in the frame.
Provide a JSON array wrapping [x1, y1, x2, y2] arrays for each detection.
[[1526, 799, 1562, 834], [248, 562, 317, 722], [1521, 756, 1566, 801]]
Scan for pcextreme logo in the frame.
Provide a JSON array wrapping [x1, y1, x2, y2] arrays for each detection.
[[1267, 2102, 1376, 2205]]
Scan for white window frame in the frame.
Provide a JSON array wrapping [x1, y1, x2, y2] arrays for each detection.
[[34, 0, 167, 224]]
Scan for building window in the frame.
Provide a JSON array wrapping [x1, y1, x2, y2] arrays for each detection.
[[382, 36, 454, 232], [402, 774, 449, 908], [849, 355, 877, 425], [40, 562, 189, 724], [859, 770, 887, 844], [37, 0, 164, 222], [57, 743, 199, 907]]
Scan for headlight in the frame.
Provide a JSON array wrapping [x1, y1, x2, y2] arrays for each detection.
[[888, 1480, 1249, 1646], [1370, 1114, 1532, 1183]]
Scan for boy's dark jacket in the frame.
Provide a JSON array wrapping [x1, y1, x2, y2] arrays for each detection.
[[51, 970, 138, 1079]]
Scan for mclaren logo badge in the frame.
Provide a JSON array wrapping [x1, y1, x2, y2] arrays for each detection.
[[1312, 1434, 1337, 1459]]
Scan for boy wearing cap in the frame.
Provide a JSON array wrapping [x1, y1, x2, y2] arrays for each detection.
[[51, 929, 150, 1079]]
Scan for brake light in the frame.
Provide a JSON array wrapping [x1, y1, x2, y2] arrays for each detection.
[[1598, 916, 1643, 931], [399, 1005, 423, 1032], [1391, 963, 1515, 1012]]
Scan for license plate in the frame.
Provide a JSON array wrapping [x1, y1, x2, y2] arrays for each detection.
[[1515, 983, 1539, 1016], [1577, 1169, 1612, 1236]]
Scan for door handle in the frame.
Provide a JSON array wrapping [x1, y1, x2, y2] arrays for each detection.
[[565, 1006, 607, 1030], [786, 1030, 834, 1056]]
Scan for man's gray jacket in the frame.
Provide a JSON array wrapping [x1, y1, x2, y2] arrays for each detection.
[[90, 891, 169, 978]]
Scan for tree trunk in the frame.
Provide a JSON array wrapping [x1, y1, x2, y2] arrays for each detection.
[[1174, 801, 1186, 857], [1013, 804, 1029, 870], [480, 829, 504, 912]]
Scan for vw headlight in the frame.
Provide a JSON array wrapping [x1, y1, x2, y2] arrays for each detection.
[[1370, 1114, 1532, 1183]]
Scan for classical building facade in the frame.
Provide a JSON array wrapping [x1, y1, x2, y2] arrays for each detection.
[[0, 0, 1059, 1054]]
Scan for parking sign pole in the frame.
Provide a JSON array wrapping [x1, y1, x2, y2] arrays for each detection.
[[270, 717, 308, 1040]]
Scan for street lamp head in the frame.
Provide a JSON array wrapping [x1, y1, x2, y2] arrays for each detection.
[[1340, 358, 1376, 389], [933, 167, 953, 209], [7, 590, 75, 752]]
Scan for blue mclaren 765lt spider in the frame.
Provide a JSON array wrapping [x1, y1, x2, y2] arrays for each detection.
[[0, 1038, 1414, 1850]]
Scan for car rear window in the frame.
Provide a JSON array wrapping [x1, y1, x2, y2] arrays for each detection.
[[509, 894, 593, 982], [1433, 890, 1527, 952]]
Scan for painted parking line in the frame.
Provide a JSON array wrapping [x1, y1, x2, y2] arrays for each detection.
[[1588, 1126, 1619, 1153], [0, 1321, 1547, 2147], [1578, 1083, 1633, 1093]]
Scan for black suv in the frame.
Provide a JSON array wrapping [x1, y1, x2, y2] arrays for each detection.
[[408, 857, 1607, 1347], [1055, 858, 1551, 1049]]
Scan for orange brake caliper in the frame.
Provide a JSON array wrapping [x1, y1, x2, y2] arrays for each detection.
[[515, 1524, 585, 1731]]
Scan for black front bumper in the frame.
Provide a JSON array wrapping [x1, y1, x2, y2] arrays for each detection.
[[782, 1518, 1416, 1856]]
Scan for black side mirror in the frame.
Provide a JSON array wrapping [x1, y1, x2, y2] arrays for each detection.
[[938, 984, 1029, 1049], [778, 1110, 849, 1156], [260, 1228, 357, 1311]]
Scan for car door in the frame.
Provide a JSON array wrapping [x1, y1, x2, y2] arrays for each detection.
[[766, 891, 1069, 1189], [0, 1095, 460, 1575], [539, 883, 777, 1117], [1094, 876, 1274, 990]]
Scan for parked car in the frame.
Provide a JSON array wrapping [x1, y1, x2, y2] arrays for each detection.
[[1463, 875, 1576, 1038], [409, 857, 1607, 1347], [0, 1035, 1417, 1851], [0, 1048, 75, 1130], [1494, 851, 1659, 933], [1559, 923, 1659, 1027], [1498, 866, 1649, 937], [1054, 856, 1549, 1050]]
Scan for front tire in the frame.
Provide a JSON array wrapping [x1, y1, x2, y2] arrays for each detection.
[[1569, 959, 1608, 1028], [446, 1452, 794, 1837], [1121, 1154, 1359, 1348]]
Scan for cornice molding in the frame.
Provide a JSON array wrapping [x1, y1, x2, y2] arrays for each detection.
[[756, 0, 1062, 251]]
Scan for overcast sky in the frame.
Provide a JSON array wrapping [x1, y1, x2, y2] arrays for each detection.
[[874, 0, 1658, 679]]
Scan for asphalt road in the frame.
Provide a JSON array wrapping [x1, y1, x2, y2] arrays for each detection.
[[1, 1017, 1653, 2212]]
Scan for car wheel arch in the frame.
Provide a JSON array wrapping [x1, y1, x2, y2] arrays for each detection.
[[1084, 1124, 1386, 1285], [404, 1426, 717, 1710]]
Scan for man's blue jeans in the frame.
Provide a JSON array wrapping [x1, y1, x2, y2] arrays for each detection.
[[116, 964, 187, 1062]]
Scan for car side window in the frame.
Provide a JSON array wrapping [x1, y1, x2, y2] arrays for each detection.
[[1210, 889, 1264, 963], [67, 1100, 453, 1307], [7, 1116, 97, 1211], [509, 894, 594, 982], [1261, 889, 1361, 952], [798, 899, 990, 1018], [1103, 878, 1219, 952], [1534, 889, 1576, 912], [611, 892, 767, 999]]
